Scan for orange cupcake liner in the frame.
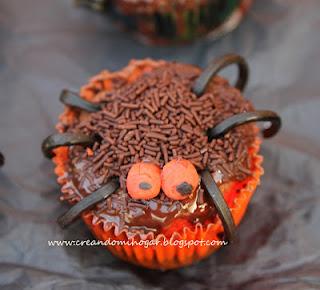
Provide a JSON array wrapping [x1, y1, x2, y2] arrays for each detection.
[[53, 59, 264, 270]]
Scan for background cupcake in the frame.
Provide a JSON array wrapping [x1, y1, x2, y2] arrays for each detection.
[[75, 0, 110, 11]]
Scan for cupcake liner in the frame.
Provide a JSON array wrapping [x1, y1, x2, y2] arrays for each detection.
[[109, 0, 253, 44], [53, 59, 263, 270]]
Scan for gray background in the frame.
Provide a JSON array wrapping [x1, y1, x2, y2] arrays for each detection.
[[1, 0, 320, 289]]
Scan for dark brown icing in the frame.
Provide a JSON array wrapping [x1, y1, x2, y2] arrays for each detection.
[[59, 61, 257, 235]]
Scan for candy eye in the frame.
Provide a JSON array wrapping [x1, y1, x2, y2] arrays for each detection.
[[161, 159, 199, 200], [126, 162, 161, 200]]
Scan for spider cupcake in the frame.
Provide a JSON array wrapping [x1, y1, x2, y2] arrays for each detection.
[[42, 54, 281, 269]]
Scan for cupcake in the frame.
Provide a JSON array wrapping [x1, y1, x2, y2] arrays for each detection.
[[75, 0, 252, 44], [42, 54, 281, 270], [75, 0, 110, 11]]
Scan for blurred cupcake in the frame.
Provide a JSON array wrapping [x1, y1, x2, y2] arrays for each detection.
[[42, 54, 281, 269]]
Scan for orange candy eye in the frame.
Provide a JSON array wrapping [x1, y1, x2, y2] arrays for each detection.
[[126, 162, 161, 200], [161, 159, 199, 200]]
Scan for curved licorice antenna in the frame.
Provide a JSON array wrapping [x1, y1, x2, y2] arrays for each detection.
[[201, 169, 236, 243], [0, 152, 4, 167], [57, 178, 120, 228], [207, 110, 282, 141], [193, 54, 249, 96], [42, 133, 97, 158], [60, 89, 102, 112]]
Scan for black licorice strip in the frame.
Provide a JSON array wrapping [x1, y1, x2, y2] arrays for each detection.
[[60, 89, 102, 112], [57, 178, 120, 228], [0, 152, 4, 167], [42, 133, 97, 158], [201, 169, 235, 243], [192, 54, 249, 96], [207, 110, 282, 141]]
